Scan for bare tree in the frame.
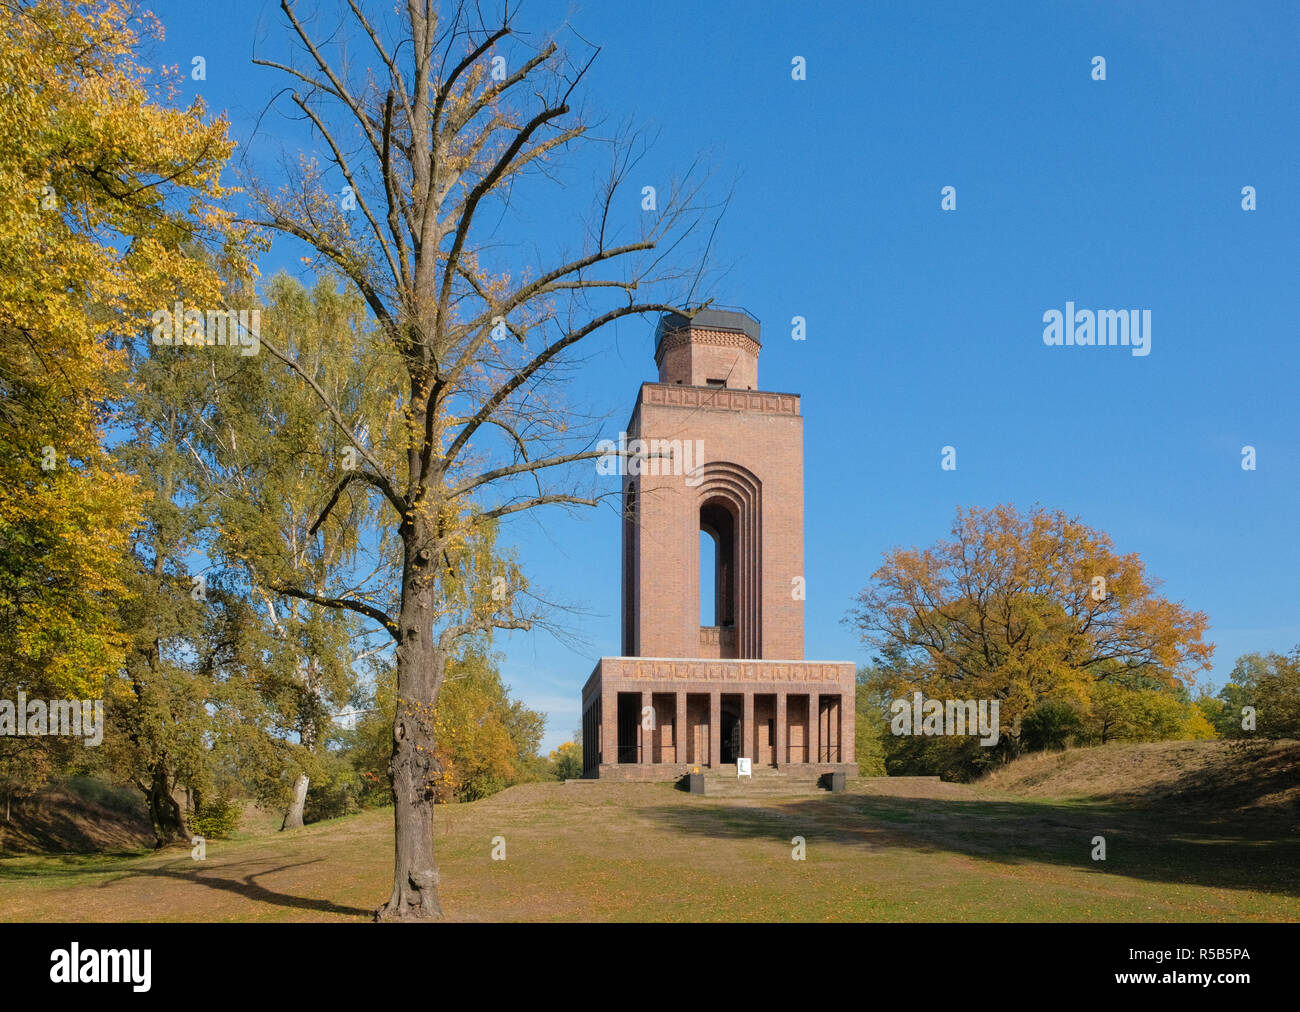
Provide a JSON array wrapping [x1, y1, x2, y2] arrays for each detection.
[[246, 0, 716, 920]]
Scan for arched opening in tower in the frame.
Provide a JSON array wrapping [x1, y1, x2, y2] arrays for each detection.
[[700, 499, 737, 635], [622, 483, 637, 656]]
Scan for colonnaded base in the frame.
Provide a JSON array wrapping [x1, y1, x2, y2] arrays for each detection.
[[580, 657, 859, 782]]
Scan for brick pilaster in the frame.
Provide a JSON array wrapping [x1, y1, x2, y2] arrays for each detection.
[[776, 691, 787, 767], [808, 691, 820, 765], [709, 691, 721, 767], [675, 692, 687, 764], [742, 691, 754, 762]]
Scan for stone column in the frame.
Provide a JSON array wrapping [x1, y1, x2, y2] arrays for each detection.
[[709, 690, 721, 768], [808, 691, 820, 765], [601, 686, 617, 768], [675, 692, 688, 765], [775, 692, 787, 768], [841, 671, 856, 767], [742, 692, 754, 762], [640, 690, 652, 765]]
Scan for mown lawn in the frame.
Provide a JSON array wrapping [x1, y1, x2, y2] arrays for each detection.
[[1, 777, 1296, 921]]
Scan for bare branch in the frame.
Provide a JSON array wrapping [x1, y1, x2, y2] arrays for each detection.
[[443, 301, 698, 468], [289, 91, 404, 287], [272, 583, 399, 641], [447, 448, 607, 499], [476, 493, 601, 521], [310, 471, 406, 536]]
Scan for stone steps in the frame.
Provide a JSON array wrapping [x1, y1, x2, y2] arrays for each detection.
[[691, 764, 829, 796]]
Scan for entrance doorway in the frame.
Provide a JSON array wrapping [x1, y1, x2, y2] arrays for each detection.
[[719, 697, 742, 763]]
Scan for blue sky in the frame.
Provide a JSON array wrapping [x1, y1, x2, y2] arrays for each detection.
[[149, 0, 1299, 752]]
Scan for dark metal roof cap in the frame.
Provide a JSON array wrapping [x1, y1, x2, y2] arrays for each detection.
[[654, 305, 762, 351]]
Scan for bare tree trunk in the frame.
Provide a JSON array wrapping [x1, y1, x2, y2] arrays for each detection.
[[282, 772, 310, 830], [375, 531, 445, 922], [146, 760, 189, 848]]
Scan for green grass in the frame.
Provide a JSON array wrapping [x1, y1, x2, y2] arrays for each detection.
[[1, 777, 1295, 922]]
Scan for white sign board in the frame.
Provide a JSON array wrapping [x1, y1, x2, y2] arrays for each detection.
[[737, 757, 752, 778]]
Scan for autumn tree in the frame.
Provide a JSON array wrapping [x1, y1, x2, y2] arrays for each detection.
[[848, 504, 1214, 764], [852, 666, 889, 777], [107, 259, 268, 845], [244, 1, 713, 919], [0, 0, 240, 810], [106, 365, 210, 846], [1078, 679, 1211, 744], [549, 740, 582, 781], [353, 643, 546, 803]]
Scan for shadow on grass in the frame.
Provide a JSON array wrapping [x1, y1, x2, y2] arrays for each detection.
[[112, 857, 374, 918], [639, 792, 1300, 898], [0, 851, 154, 877], [0, 806, 152, 857], [0, 853, 373, 918]]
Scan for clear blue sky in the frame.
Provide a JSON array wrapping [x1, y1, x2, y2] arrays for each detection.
[[150, 0, 1299, 753]]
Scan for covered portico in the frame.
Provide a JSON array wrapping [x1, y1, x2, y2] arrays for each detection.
[[580, 657, 858, 781]]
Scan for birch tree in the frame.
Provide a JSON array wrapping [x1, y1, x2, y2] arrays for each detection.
[[201, 273, 394, 830]]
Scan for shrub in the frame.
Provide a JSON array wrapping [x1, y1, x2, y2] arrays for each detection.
[[189, 797, 241, 839], [1021, 701, 1084, 752], [549, 741, 582, 780]]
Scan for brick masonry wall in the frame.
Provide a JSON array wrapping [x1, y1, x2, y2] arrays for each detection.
[[628, 386, 804, 660], [655, 327, 760, 389], [594, 762, 860, 782]]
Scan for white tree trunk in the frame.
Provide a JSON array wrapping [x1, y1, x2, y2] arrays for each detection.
[[282, 772, 309, 830]]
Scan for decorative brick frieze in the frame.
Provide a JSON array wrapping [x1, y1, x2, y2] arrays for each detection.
[[595, 657, 853, 684], [641, 382, 800, 416]]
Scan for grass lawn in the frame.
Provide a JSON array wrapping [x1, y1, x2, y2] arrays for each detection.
[[2, 773, 1296, 922]]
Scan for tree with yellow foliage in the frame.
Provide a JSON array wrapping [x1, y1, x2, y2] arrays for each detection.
[[0, 0, 243, 826], [549, 740, 583, 781], [848, 504, 1214, 765], [352, 643, 547, 804]]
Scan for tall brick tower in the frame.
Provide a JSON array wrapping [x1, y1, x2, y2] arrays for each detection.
[[581, 308, 856, 783], [623, 309, 803, 661]]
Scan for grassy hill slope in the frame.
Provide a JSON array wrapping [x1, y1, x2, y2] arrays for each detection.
[[1, 741, 1296, 922], [979, 739, 1299, 827], [0, 777, 154, 857]]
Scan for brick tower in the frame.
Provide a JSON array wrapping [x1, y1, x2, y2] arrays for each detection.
[[624, 308, 803, 661], [581, 308, 857, 782]]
